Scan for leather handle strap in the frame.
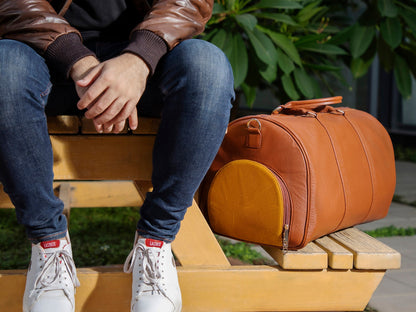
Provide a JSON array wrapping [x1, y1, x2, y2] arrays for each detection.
[[282, 96, 343, 108], [273, 96, 343, 115]]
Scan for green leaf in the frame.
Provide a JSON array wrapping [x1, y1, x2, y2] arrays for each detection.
[[212, 2, 226, 15], [304, 63, 341, 71], [297, 42, 347, 55], [223, 33, 248, 88], [241, 83, 257, 108], [235, 14, 257, 31], [254, 12, 298, 26], [310, 77, 323, 98], [378, 0, 398, 17], [226, 0, 236, 11], [396, 2, 416, 15], [377, 36, 394, 72], [297, 1, 325, 23], [259, 62, 278, 83], [255, 0, 303, 10], [209, 28, 229, 50], [351, 57, 374, 79], [328, 25, 354, 45], [258, 26, 302, 66], [293, 68, 315, 98], [244, 27, 278, 65], [394, 55, 412, 99], [350, 25, 375, 58], [380, 17, 402, 49], [294, 33, 327, 46], [281, 74, 300, 100], [276, 48, 295, 74], [399, 8, 416, 35]]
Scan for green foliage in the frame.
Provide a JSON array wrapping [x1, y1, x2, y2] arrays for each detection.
[[394, 144, 416, 163], [365, 225, 416, 237], [0, 207, 269, 269], [217, 239, 265, 263], [202, 0, 416, 106]]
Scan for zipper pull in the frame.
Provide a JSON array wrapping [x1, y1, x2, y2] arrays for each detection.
[[282, 224, 289, 254]]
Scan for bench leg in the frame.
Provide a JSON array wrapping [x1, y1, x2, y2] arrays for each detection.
[[58, 182, 72, 222], [133, 180, 229, 266]]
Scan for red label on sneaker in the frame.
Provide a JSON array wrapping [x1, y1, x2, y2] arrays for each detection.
[[145, 238, 164, 248], [40, 240, 60, 249]]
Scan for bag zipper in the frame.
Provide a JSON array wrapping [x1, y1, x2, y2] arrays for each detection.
[[270, 169, 291, 253]]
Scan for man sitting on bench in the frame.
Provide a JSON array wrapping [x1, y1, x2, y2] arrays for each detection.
[[0, 1, 234, 311]]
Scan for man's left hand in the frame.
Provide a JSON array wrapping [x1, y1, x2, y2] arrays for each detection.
[[75, 53, 150, 133]]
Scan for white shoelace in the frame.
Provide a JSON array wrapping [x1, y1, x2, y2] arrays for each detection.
[[124, 243, 168, 298], [31, 249, 80, 298]]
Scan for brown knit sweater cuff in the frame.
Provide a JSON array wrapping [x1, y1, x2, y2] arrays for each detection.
[[122, 30, 168, 75]]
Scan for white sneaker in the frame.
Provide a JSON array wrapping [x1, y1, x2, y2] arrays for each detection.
[[124, 233, 182, 312], [23, 233, 80, 312]]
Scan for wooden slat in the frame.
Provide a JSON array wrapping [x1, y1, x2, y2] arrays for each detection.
[[1, 181, 143, 208], [80, 117, 160, 134], [262, 242, 327, 270], [67, 181, 143, 207], [58, 182, 72, 220], [0, 265, 386, 312], [81, 117, 129, 134], [51, 135, 155, 180], [133, 180, 153, 201], [330, 227, 401, 269], [315, 235, 354, 269], [172, 199, 230, 266], [132, 117, 160, 135], [47, 116, 80, 134]]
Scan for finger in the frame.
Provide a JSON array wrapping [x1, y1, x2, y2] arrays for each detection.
[[77, 78, 108, 111], [84, 88, 116, 119], [93, 119, 103, 134], [128, 107, 138, 130], [113, 120, 126, 133], [93, 98, 128, 125], [103, 123, 114, 134]]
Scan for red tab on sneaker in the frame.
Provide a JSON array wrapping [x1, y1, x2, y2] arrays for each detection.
[[40, 240, 60, 249], [145, 238, 164, 248]]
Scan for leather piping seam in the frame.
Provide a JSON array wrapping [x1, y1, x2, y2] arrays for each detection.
[[343, 114, 375, 222], [315, 115, 347, 232]]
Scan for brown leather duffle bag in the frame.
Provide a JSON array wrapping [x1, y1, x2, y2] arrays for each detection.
[[200, 96, 396, 250]]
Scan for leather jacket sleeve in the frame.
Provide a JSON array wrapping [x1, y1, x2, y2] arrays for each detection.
[[123, 0, 213, 73], [0, 0, 95, 76], [0, 0, 214, 76]]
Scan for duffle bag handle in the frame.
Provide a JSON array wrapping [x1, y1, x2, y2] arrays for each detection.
[[272, 96, 343, 116]]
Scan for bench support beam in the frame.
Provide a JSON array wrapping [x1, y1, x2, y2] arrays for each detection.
[[0, 266, 385, 312]]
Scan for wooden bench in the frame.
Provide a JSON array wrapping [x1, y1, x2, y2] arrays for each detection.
[[0, 116, 401, 311]]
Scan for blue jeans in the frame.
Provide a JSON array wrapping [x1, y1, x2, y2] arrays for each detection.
[[0, 39, 234, 243]]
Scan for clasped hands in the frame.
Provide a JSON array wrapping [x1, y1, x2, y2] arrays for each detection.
[[70, 53, 149, 133]]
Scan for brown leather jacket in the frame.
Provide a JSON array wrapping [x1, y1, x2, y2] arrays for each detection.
[[0, 0, 213, 75]]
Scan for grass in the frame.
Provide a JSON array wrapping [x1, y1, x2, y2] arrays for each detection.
[[217, 238, 267, 264], [394, 144, 416, 163], [0, 207, 141, 269], [365, 225, 416, 238], [0, 207, 269, 269], [392, 194, 416, 208]]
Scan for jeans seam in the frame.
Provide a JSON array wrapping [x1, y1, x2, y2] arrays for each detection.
[[28, 228, 67, 244], [136, 228, 174, 243]]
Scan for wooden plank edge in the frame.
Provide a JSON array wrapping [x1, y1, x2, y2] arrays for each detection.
[[330, 228, 401, 270], [262, 241, 328, 270], [314, 235, 354, 269], [0, 265, 386, 312]]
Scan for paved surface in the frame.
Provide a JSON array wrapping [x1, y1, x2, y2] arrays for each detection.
[[354, 160, 416, 312]]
